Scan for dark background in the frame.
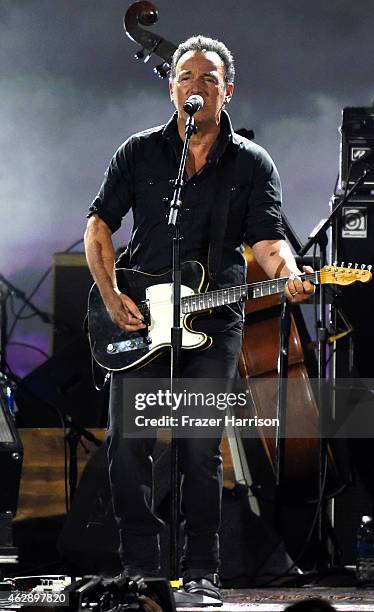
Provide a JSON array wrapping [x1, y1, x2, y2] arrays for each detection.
[[1, 0, 373, 375]]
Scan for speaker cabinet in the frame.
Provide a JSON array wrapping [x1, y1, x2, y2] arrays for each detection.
[[335, 106, 374, 377], [15, 254, 107, 427], [52, 253, 94, 354], [340, 106, 374, 196], [332, 195, 374, 378]]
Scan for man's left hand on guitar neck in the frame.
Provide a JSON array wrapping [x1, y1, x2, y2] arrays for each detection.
[[251, 238, 315, 303]]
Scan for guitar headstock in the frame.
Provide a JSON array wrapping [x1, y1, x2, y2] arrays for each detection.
[[321, 263, 372, 285]]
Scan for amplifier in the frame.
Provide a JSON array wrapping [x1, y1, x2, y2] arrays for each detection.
[[329, 107, 373, 376], [340, 106, 374, 197], [15, 253, 107, 428], [332, 195, 374, 377], [52, 253, 94, 355], [0, 387, 23, 515], [333, 195, 374, 264]]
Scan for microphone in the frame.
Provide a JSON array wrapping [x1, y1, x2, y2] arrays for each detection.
[[183, 94, 204, 115]]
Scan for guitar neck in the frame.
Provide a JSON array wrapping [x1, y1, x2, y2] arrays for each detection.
[[182, 272, 320, 314]]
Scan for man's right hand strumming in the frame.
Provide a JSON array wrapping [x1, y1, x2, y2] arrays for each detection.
[[105, 290, 145, 332]]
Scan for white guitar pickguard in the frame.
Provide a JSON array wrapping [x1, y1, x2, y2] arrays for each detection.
[[146, 283, 205, 349]]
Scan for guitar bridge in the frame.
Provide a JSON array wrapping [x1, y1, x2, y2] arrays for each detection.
[[106, 300, 151, 355], [106, 334, 152, 354]]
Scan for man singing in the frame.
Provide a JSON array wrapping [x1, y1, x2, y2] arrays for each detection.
[[84, 35, 314, 601]]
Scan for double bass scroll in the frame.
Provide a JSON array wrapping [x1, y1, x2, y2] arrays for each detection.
[[124, 1, 177, 77]]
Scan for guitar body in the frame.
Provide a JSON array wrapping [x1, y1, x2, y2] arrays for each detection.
[[88, 261, 208, 371]]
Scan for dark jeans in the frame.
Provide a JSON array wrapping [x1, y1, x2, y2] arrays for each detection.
[[107, 324, 243, 576]]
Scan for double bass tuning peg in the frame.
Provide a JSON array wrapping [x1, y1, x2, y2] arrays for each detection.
[[154, 62, 170, 78], [134, 47, 152, 63]]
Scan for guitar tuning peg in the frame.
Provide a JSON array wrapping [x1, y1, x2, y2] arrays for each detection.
[[333, 261, 337, 267], [340, 261, 345, 267], [361, 264, 366, 269], [354, 263, 359, 269], [348, 262, 352, 268], [368, 265, 373, 272]]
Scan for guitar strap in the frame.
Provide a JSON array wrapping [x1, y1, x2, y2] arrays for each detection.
[[207, 142, 241, 281]]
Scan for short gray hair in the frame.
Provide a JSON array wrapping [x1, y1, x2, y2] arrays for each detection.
[[170, 35, 235, 85]]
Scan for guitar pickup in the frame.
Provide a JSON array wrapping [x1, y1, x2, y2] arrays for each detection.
[[106, 335, 152, 354], [138, 300, 151, 326]]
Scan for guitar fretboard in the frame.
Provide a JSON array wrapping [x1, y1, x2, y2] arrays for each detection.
[[181, 271, 320, 314]]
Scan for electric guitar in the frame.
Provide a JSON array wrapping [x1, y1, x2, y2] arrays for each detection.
[[87, 261, 372, 371]]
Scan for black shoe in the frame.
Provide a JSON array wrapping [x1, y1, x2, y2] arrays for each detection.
[[183, 574, 222, 602]]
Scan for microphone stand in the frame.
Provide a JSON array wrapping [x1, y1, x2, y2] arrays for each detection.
[[274, 296, 292, 533], [0, 273, 53, 327], [167, 111, 197, 581], [65, 416, 102, 503], [298, 161, 374, 568], [0, 273, 55, 412]]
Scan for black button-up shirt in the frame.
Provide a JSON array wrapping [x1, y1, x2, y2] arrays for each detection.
[[88, 111, 285, 331]]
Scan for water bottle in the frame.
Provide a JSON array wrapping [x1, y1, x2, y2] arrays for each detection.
[[357, 515, 374, 583]]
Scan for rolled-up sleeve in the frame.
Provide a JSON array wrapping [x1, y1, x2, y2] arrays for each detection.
[[87, 139, 134, 233], [244, 147, 285, 247]]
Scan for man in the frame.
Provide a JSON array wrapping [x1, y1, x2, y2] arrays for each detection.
[[84, 36, 314, 600]]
